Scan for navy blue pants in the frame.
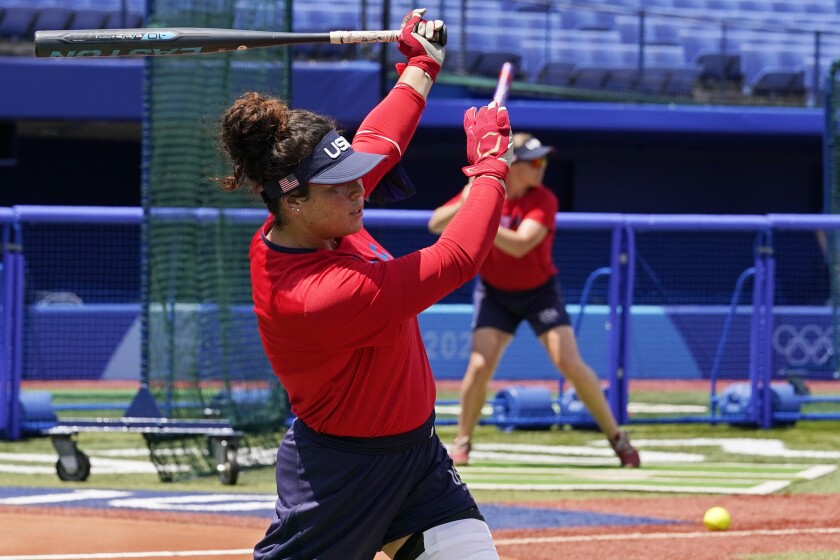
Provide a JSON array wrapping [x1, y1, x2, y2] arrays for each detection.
[[254, 414, 478, 559], [473, 276, 571, 336]]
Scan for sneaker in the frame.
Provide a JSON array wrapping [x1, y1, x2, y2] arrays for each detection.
[[610, 430, 641, 468], [449, 436, 471, 466]]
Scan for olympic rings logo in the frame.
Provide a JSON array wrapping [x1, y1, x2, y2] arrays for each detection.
[[772, 324, 834, 366]]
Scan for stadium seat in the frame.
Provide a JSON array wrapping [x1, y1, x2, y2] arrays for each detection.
[[68, 9, 110, 30], [535, 60, 576, 87], [672, 0, 707, 8], [456, 50, 485, 74], [801, 1, 836, 14], [0, 6, 38, 40], [103, 11, 144, 29], [679, 29, 744, 84], [509, 0, 552, 11], [706, 0, 740, 10], [644, 0, 676, 8], [469, 51, 524, 79], [738, 0, 774, 13], [639, 45, 701, 95], [616, 15, 684, 46], [646, 18, 683, 46], [465, 25, 532, 58], [571, 44, 637, 92], [31, 7, 76, 34], [740, 45, 806, 96], [562, 8, 617, 31]]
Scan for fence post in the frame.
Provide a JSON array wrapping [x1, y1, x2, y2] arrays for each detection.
[[6, 222, 24, 440], [759, 230, 776, 428], [750, 229, 775, 428], [608, 224, 632, 426], [0, 224, 10, 439]]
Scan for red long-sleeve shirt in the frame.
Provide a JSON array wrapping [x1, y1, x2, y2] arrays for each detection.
[[441, 184, 558, 291], [249, 85, 504, 436]]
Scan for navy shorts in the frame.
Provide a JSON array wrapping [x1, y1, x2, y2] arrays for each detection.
[[473, 276, 571, 337], [254, 414, 479, 560]]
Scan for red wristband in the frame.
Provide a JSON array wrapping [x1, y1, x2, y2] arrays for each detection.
[[394, 55, 440, 81], [462, 159, 509, 180]]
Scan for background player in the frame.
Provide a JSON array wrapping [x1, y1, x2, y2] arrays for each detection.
[[427, 132, 641, 469], [218, 9, 511, 559]]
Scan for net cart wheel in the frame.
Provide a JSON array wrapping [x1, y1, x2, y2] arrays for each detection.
[[56, 449, 91, 482], [214, 438, 239, 485]]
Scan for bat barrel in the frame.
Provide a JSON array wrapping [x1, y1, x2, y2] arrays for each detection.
[[34, 28, 333, 58]]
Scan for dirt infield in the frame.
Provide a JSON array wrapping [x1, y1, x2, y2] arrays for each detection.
[[3, 494, 839, 559]]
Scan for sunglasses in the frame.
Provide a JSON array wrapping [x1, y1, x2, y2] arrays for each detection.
[[519, 157, 547, 169]]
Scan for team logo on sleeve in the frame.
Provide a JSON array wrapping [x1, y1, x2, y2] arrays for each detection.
[[368, 243, 392, 261]]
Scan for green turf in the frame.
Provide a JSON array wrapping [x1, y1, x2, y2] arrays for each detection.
[[4, 385, 840, 501]]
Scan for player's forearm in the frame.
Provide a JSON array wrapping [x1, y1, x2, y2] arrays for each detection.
[[436, 176, 504, 272], [399, 178, 504, 318], [397, 65, 434, 99], [427, 202, 461, 234], [493, 227, 532, 258]]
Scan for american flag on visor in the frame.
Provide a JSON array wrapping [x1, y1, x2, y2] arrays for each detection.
[[279, 174, 300, 192]]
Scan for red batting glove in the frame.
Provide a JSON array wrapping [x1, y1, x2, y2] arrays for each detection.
[[395, 8, 445, 81], [462, 102, 513, 181]]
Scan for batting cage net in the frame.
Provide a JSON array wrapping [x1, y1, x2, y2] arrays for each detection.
[[142, 0, 291, 482], [824, 61, 840, 380]]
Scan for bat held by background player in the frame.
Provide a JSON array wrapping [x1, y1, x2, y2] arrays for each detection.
[[492, 61, 515, 107]]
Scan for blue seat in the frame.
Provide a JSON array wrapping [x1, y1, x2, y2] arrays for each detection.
[[707, 0, 740, 10], [673, 0, 706, 7], [741, 45, 806, 96], [32, 7, 75, 34], [570, 46, 622, 90], [562, 8, 617, 31], [456, 50, 484, 75], [771, 1, 801, 12], [738, 0, 774, 12], [469, 51, 524, 79], [644, 0, 676, 8], [103, 11, 144, 29], [0, 6, 38, 40], [640, 45, 700, 95], [680, 29, 744, 83], [801, 1, 836, 14], [646, 18, 683, 46], [69, 9, 110, 30], [536, 61, 576, 87]]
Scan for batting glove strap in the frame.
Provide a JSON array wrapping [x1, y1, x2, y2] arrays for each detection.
[[394, 55, 441, 81], [462, 158, 510, 180]]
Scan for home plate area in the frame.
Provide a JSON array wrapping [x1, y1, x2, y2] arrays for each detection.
[[452, 442, 837, 494]]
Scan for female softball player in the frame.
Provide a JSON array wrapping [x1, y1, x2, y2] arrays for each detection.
[[428, 133, 641, 469], [218, 9, 509, 559]]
